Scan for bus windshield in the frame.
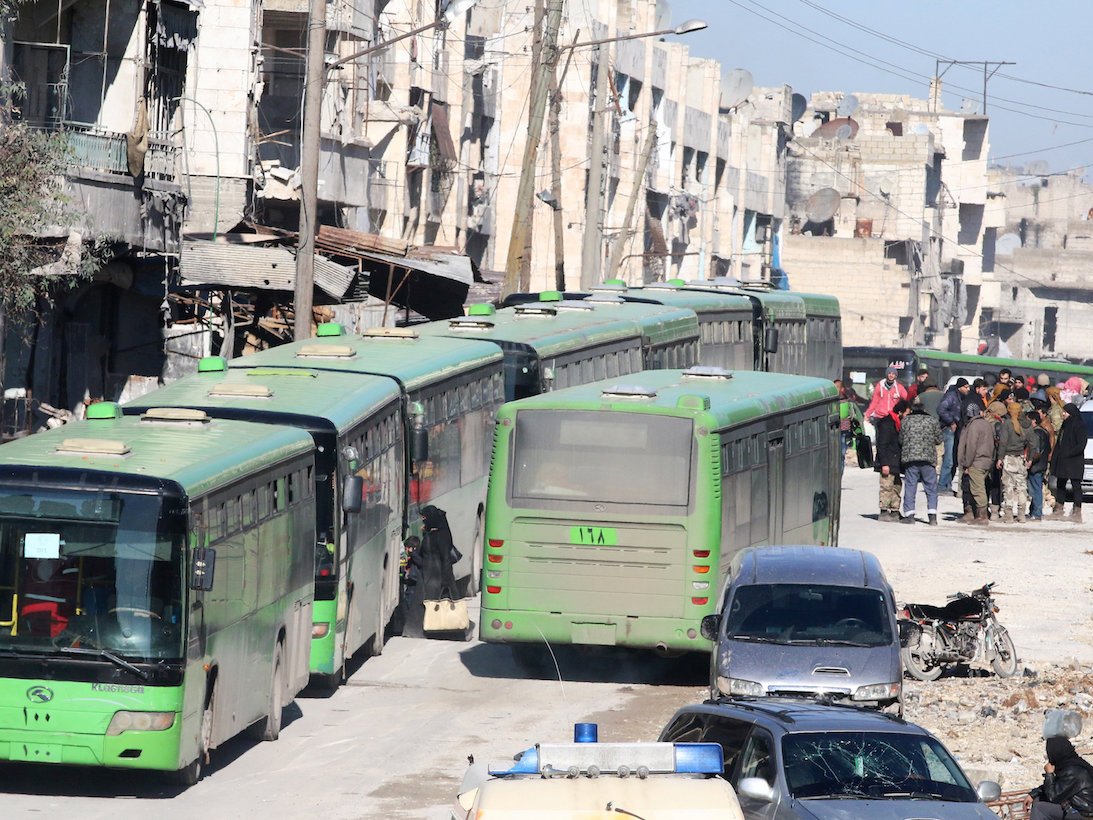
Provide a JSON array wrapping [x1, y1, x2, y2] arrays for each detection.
[[0, 487, 186, 661], [510, 409, 693, 507], [724, 584, 892, 647]]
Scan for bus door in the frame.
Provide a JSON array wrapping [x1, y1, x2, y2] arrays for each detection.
[[765, 420, 786, 544]]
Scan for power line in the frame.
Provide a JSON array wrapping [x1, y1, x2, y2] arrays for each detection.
[[794, 0, 1093, 100], [728, 0, 1093, 129]]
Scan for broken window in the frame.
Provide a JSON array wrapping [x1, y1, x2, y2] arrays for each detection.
[[780, 732, 978, 801]]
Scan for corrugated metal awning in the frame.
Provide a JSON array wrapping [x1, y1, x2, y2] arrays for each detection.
[[430, 100, 458, 164], [178, 241, 355, 300]]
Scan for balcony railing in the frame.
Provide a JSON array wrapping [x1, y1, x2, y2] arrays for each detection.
[[63, 122, 177, 184]]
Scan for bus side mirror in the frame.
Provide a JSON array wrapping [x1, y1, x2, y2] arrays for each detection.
[[189, 547, 216, 591], [343, 475, 364, 513], [763, 327, 779, 354], [412, 425, 429, 463], [700, 613, 721, 642]]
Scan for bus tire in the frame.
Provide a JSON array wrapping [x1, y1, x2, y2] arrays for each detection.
[[468, 510, 484, 596], [247, 642, 284, 741], [370, 578, 386, 657], [169, 680, 215, 787]]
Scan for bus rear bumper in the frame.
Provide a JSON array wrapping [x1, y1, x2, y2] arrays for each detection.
[[0, 721, 183, 770], [479, 608, 712, 653]]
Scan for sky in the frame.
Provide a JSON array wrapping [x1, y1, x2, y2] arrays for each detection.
[[668, 0, 1093, 175]]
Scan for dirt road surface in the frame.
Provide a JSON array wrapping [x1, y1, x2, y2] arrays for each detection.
[[0, 466, 1089, 816]]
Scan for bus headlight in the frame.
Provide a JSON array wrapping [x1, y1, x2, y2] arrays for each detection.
[[717, 676, 763, 697], [106, 711, 176, 735], [853, 682, 901, 702], [312, 622, 330, 638]]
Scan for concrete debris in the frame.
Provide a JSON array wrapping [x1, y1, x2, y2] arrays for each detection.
[[904, 663, 1093, 790]]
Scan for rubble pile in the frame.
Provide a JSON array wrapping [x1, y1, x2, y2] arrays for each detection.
[[903, 662, 1093, 790]]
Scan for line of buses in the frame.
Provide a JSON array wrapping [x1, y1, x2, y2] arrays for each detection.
[[0, 280, 844, 783]]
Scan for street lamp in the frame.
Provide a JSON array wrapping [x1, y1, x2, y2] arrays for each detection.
[[577, 19, 708, 290], [294, 0, 477, 340]]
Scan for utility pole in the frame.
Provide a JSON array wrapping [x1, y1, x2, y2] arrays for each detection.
[[294, 0, 326, 341], [548, 68, 566, 290], [605, 124, 656, 283], [502, 0, 564, 296], [580, 43, 609, 290], [932, 59, 1015, 114]]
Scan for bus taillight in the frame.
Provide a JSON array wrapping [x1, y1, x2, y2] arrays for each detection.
[[693, 549, 710, 558], [488, 554, 503, 563], [692, 565, 710, 574], [488, 539, 504, 548], [691, 597, 708, 606], [486, 586, 501, 594]]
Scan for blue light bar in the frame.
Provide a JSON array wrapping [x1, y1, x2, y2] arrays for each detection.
[[488, 746, 539, 776], [673, 743, 724, 774]]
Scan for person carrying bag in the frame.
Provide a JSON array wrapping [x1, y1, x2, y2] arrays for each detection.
[[419, 506, 469, 638]]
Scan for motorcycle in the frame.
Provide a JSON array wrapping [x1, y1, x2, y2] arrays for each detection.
[[898, 582, 1018, 681]]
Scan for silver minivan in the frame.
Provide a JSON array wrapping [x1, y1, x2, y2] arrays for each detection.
[[700, 546, 902, 712]]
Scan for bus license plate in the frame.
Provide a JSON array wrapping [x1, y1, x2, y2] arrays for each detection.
[[570, 526, 617, 546], [11, 742, 62, 763]]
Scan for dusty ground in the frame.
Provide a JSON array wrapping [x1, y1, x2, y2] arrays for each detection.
[[839, 464, 1093, 794]]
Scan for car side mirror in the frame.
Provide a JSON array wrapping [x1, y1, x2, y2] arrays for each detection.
[[763, 327, 779, 354], [738, 777, 775, 803], [342, 474, 364, 514], [189, 547, 216, 591], [700, 613, 721, 642], [976, 780, 1002, 802]]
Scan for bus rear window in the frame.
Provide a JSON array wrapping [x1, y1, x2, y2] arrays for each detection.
[[510, 410, 693, 507]]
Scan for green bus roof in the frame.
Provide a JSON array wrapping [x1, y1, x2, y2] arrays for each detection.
[[122, 366, 400, 434], [574, 299, 700, 346], [226, 328, 502, 390], [414, 304, 642, 357], [794, 292, 841, 318], [0, 413, 313, 498], [679, 282, 808, 321], [615, 285, 755, 315], [914, 348, 1093, 379], [499, 367, 837, 431]]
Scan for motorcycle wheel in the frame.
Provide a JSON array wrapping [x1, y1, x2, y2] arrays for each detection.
[[990, 626, 1019, 678], [901, 645, 943, 681]]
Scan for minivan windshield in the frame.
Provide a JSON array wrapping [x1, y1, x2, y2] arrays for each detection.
[[783, 731, 977, 802], [724, 584, 892, 647]]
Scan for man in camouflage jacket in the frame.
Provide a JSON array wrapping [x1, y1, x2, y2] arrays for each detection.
[[899, 399, 943, 525]]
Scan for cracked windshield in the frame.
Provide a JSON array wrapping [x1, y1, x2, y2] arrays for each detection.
[[783, 731, 977, 801], [725, 584, 893, 646], [0, 488, 185, 661]]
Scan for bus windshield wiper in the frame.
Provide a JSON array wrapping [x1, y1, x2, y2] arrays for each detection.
[[727, 634, 790, 644], [59, 646, 149, 680], [785, 638, 873, 647]]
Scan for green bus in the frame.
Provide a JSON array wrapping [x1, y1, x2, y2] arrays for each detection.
[[226, 326, 504, 595], [549, 294, 702, 370], [0, 403, 316, 783], [123, 361, 404, 689], [592, 281, 757, 371], [414, 302, 646, 401], [479, 366, 840, 654], [914, 348, 1093, 389]]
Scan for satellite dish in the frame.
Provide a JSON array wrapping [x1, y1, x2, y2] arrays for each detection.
[[810, 117, 859, 140], [960, 98, 979, 114], [836, 94, 859, 117], [911, 122, 931, 136], [720, 68, 754, 110], [790, 93, 808, 123], [805, 188, 841, 223], [996, 232, 1022, 255]]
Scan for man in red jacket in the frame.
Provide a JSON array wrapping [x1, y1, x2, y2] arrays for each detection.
[[865, 367, 909, 424]]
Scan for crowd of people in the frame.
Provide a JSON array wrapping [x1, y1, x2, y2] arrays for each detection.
[[837, 366, 1091, 526]]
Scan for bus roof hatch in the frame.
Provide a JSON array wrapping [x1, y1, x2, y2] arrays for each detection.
[[601, 385, 657, 400]]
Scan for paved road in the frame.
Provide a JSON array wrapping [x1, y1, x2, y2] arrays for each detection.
[[1, 466, 1088, 817]]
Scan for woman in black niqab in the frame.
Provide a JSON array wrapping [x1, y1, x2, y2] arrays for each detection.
[[418, 505, 458, 601]]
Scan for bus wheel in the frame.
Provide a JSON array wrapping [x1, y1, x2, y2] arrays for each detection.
[[169, 682, 214, 787], [468, 511, 484, 596], [247, 642, 284, 741]]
